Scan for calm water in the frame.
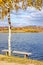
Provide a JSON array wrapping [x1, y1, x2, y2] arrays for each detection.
[[0, 33, 43, 60]]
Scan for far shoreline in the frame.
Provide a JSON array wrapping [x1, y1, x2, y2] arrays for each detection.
[[0, 31, 43, 33], [0, 26, 43, 33]]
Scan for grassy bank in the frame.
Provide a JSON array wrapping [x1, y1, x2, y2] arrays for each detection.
[[0, 54, 43, 65]]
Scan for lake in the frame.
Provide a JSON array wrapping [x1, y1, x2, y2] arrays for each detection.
[[0, 33, 43, 61]]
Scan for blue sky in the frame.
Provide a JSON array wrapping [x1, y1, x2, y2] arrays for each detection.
[[0, 7, 43, 27]]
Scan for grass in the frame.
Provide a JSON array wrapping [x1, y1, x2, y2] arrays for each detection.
[[0, 54, 43, 65]]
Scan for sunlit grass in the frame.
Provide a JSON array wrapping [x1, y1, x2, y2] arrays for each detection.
[[0, 54, 43, 65]]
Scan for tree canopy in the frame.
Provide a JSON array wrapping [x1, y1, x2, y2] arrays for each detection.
[[0, 0, 42, 20]]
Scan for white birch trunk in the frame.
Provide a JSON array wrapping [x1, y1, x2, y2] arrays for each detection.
[[8, 8, 11, 56], [8, 24, 11, 56]]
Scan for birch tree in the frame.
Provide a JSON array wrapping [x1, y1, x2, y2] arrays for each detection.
[[0, 0, 42, 56]]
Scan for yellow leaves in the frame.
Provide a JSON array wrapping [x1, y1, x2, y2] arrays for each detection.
[[7, 0, 12, 2], [22, 0, 27, 10], [27, 0, 33, 6], [4, 8, 8, 16], [8, 2, 13, 10], [15, 4, 19, 11], [0, 0, 42, 10], [35, 0, 42, 10], [14, 0, 19, 3], [1, 8, 8, 20], [27, 0, 42, 10], [22, 5, 26, 10], [1, 10, 5, 20], [0, 11, 2, 19], [2, 0, 11, 3], [0, 0, 5, 7], [0, 0, 2, 2], [0, 0, 42, 20]]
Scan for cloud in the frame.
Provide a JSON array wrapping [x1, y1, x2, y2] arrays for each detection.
[[10, 7, 43, 26], [0, 7, 43, 27]]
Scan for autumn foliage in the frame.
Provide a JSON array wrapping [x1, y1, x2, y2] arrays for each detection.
[[0, 0, 42, 20]]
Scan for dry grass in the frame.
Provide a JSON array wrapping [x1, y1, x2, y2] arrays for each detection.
[[0, 54, 43, 65]]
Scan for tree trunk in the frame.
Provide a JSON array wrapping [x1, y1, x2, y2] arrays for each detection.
[[8, 8, 11, 56]]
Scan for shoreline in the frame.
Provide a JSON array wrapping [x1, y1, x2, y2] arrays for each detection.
[[0, 31, 43, 33], [0, 26, 43, 33], [0, 54, 43, 65]]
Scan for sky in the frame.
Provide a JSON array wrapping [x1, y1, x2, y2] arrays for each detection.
[[0, 6, 43, 27]]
